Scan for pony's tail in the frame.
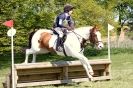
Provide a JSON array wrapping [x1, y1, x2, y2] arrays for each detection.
[[28, 29, 36, 48]]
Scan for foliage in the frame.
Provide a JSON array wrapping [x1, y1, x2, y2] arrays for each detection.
[[113, 0, 133, 27], [0, 0, 57, 53], [126, 31, 133, 40], [84, 47, 133, 57], [0, 0, 133, 53]]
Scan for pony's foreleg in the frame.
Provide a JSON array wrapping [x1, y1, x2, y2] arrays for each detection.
[[24, 49, 34, 63], [31, 54, 36, 63], [74, 53, 94, 80], [79, 48, 84, 55], [65, 47, 93, 80]]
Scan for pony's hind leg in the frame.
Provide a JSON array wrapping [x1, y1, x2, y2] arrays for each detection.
[[24, 49, 34, 63], [31, 49, 50, 63], [31, 53, 36, 63]]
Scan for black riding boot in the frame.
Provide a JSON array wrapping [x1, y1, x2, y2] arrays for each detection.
[[56, 37, 63, 51]]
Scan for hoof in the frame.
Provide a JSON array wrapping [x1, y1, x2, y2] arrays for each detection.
[[90, 77, 94, 81]]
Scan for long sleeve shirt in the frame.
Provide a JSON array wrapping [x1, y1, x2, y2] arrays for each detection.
[[54, 12, 74, 29]]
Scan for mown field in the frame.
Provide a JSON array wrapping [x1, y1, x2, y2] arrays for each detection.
[[0, 48, 133, 88]]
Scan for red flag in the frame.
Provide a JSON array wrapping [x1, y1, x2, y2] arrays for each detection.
[[3, 20, 14, 28]]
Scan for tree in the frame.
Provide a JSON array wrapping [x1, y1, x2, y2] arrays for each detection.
[[114, 0, 133, 27], [1, 0, 132, 53]]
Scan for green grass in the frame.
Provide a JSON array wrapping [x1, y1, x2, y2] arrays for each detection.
[[0, 48, 133, 88]]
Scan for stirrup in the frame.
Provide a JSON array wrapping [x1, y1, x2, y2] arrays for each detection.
[[57, 46, 63, 52]]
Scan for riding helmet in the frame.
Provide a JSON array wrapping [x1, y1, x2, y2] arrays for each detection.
[[64, 4, 74, 12]]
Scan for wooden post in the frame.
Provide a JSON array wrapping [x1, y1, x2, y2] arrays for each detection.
[[62, 66, 68, 80]]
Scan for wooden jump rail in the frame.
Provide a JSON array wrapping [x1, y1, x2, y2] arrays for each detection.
[[3, 59, 111, 88]]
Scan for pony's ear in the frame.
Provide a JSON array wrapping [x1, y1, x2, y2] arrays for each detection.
[[93, 25, 100, 31], [91, 26, 97, 32]]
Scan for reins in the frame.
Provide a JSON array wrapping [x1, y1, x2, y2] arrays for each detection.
[[71, 30, 87, 41], [72, 28, 103, 48], [71, 30, 90, 49]]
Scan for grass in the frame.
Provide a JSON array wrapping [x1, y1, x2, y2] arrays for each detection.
[[0, 48, 133, 88]]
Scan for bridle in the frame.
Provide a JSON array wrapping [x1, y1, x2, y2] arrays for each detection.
[[72, 27, 103, 48], [89, 27, 103, 46]]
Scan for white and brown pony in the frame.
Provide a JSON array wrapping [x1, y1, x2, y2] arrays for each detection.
[[24, 26, 104, 80]]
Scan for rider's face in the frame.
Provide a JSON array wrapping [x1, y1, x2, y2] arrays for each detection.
[[69, 10, 73, 15]]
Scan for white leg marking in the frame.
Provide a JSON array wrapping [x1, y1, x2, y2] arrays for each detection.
[[65, 45, 94, 80], [32, 54, 36, 63], [24, 49, 34, 64]]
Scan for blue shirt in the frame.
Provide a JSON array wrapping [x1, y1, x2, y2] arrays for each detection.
[[54, 12, 74, 28]]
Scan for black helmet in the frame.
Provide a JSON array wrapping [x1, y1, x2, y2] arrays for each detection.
[[64, 4, 74, 12]]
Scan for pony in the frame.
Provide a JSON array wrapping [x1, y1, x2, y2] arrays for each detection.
[[24, 26, 104, 80]]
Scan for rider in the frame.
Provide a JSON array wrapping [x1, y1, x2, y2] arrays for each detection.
[[53, 4, 75, 50]]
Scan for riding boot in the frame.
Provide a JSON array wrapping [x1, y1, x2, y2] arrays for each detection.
[[56, 37, 63, 51], [62, 34, 67, 43], [62, 29, 67, 43]]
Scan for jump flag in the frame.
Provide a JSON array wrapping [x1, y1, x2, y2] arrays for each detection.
[[3, 20, 16, 37], [3, 20, 14, 28], [108, 24, 114, 31]]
